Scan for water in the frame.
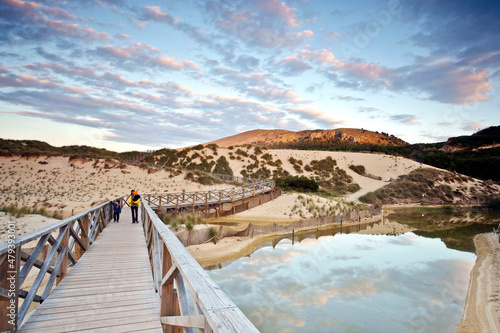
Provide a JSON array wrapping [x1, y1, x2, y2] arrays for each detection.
[[207, 232, 476, 332]]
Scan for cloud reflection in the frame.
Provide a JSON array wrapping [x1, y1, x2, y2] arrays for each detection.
[[207, 232, 475, 332]]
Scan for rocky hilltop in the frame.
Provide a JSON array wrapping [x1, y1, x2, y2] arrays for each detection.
[[208, 128, 407, 148]]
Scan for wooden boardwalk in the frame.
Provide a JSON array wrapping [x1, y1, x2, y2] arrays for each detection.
[[18, 209, 163, 333]]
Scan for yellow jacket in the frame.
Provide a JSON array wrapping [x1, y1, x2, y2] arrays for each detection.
[[127, 194, 141, 207]]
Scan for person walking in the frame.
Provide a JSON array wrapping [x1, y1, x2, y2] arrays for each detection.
[[110, 199, 121, 222], [127, 190, 141, 223]]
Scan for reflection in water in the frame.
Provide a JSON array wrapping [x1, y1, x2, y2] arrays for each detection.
[[207, 233, 475, 333]]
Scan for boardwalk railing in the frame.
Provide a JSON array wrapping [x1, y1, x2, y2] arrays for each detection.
[[0, 200, 117, 332], [141, 201, 259, 332], [144, 176, 277, 217]]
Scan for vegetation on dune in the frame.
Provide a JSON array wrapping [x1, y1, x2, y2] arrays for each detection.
[[275, 176, 319, 192], [0, 139, 136, 160], [0, 204, 63, 219], [359, 168, 498, 204], [388, 208, 500, 252]]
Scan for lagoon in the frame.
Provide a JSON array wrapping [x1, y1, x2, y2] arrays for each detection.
[[207, 231, 476, 332]]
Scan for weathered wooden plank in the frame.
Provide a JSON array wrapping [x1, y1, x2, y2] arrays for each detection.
[[19, 313, 161, 332], [28, 302, 158, 321], [160, 315, 205, 328], [21, 308, 160, 328], [19, 209, 162, 332]]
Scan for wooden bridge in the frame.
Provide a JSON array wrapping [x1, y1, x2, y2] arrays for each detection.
[[0, 176, 274, 332]]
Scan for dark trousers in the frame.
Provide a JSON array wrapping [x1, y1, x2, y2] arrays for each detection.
[[131, 206, 138, 222], [113, 212, 120, 222]]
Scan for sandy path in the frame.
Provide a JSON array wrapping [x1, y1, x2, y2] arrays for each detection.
[[456, 233, 500, 332]]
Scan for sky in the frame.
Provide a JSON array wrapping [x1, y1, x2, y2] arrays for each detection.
[[0, 0, 499, 152]]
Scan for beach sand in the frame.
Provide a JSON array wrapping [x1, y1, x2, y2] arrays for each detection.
[[456, 233, 500, 333]]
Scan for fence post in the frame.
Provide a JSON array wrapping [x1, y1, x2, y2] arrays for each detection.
[[1, 250, 19, 332], [57, 226, 70, 285]]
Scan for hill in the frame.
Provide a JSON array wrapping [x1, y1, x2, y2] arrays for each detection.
[[0, 139, 138, 160], [391, 126, 500, 181], [207, 128, 407, 149]]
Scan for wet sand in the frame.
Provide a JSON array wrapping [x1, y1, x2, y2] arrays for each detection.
[[456, 233, 500, 332]]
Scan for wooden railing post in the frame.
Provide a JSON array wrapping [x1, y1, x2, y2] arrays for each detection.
[[1, 251, 19, 332], [161, 244, 175, 333], [56, 226, 69, 285]]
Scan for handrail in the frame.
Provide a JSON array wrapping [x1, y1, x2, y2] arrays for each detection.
[[141, 201, 259, 332], [0, 197, 122, 331]]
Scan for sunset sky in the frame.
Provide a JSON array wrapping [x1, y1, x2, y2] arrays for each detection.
[[1, 0, 498, 151]]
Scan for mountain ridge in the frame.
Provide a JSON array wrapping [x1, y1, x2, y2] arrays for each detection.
[[207, 128, 407, 148]]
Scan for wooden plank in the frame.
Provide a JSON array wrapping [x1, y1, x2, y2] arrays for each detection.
[[160, 315, 205, 329], [19, 210, 162, 332], [29, 302, 158, 321], [21, 308, 160, 328], [19, 313, 161, 332]]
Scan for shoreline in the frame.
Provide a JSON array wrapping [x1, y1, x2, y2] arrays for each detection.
[[187, 216, 415, 267], [456, 233, 500, 332]]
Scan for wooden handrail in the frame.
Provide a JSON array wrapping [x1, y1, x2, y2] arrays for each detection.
[[0, 197, 122, 331], [141, 202, 259, 332]]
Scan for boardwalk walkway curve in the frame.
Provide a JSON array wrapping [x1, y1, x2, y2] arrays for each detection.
[[0, 175, 269, 332]]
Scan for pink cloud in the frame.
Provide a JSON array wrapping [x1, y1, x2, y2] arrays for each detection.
[[286, 106, 344, 127], [2, 0, 39, 10], [64, 86, 88, 94], [258, 0, 301, 28], [46, 20, 110, 42], [462, 121, 482, 132], [155, 56, 199, 70], [45, 7, 82, 21], [0, 72, 60, 89], [115, 34, 131, 40], [247, 87, 308, 103]]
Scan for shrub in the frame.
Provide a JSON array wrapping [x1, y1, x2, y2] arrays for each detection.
[[347, 183, 361, 193], [349, 165, 366, 175], [162, 214, 172, 225], [186, 220, 194, 230], [170, 219, 180, 231], [209, 227, 218, 238], [276, 176, 319, 192]]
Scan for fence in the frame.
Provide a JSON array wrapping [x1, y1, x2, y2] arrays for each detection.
[[141, 201, 259, 332], [0, 198, 120, 331], [175, 208, 383, 247], [143, 175, 278, 218]]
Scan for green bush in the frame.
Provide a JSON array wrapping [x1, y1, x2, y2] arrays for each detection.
[[349, 164, 366, 175], [170, 219, 180, 231], [186, 220, 194, 230], [162, 214, 172, 225], [209, 227, 218, 238], [275, 176, 319, 192]]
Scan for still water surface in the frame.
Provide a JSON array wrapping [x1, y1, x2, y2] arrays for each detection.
[[207, 232, 476, 332]]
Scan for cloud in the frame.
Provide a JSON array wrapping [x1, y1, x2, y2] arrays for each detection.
[[281, 48, 492, 105], [139, 5, 235, 59], [358, 106, 382, 113], [0, 0, 110, 43], [461, 121, 482, 132], [389, 114, 419, 125], [397, 61, 491, 104], [92, 43, 199, 71], [337, 95, 365, 102], [402, 0, 500, 69], [203, 0, 313, 49], [285, 106, 344, 128]]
